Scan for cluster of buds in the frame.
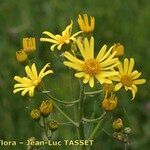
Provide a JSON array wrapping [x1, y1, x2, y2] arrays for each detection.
[[30, 100, 53, 121], [16, 37, 36, 63], [112, 118, 132, 143]]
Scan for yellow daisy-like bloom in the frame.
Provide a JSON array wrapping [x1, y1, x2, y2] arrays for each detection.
[[13, 63, 53, 97], [63, 37, 120, 87], [78, 14, 95, 33], [111, 58, 146, 100], [40, 21, 82, 51]]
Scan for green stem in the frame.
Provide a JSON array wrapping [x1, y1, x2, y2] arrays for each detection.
[[69, 69, 80, 143], [88, 112, 107, 140], [43, 91, 79, 105], [43, 117, 48, 139], [52, 100, 79, 127], [43, 91, 79, 127], [84, 89, 103, 95], [82, 112, 107, 123], [78, 81, 86, 150]]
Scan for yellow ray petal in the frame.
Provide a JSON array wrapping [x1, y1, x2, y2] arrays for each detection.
[[83, 74, 90, 84], [21, 88, 29, 96], [89, 37, 94, 59], [25, 65, 33, 79], [14, 76, 24, 83], [84, 38, 91, 59], [118, 62, 124, 75], [64, 51, 84, 65], [115, 83, 123, 91], [89, 76, 94, 87], [31, 63, 38, 78], [101, 71, 118, 77], [96, 45, 107, 61], [132, 72, 142, 80], [63, 61, 82, 71], [100, 46, 113, 62], [128, 58, 135, 75], [75, 72, 85, 78], [123, 58, 129, 74], [133, 79, 146, 85], [77, 38, 86, 59], [13, 88, 25, 94], [42, 31, 57, 39], [29, 87, 35, 97], [40, 38, 57, 43]]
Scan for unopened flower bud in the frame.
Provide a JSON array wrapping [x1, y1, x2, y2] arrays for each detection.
[[23, 37, 36, 53], [117, 132, 124, 141], [113, 132, 124, 141], [103, 84, 114, 94], [112, 118, 123, 130], [112, 43, 124, 57], [16, 50, 28, 63], [39, 100, 53, 117], [102, 96, 117, 111], [49, 120, 59, 131], [124, 127, 132, 134], [30, 109, 41, 121]]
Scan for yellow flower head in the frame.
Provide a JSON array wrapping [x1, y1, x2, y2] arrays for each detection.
[[40, 21, 82, 51], [16, 50, 28, 63], [23, 37, 36, 53], [63, 37, 119, 87], [78, 14, 95, 33], [112, 43, 124, 57], [13, 63, 53, 97], [102, 96, 117, 111], [111, 58, 146, 100]]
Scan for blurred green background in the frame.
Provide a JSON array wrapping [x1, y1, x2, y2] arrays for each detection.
[[0, 0, 150, 149]]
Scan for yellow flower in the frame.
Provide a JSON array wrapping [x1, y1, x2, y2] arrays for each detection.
[[112, 43, 124, 57], [112, 118, 123, 130], [102, 96, 117, 111], [13, 63, 53, 97], [63, 37, 119, 87], [111, 58, 146, 100], [23, 37, 36, 53], [78, 14, 95, 33], [40, 21, 82, 51], [16, 50, 28, 63]]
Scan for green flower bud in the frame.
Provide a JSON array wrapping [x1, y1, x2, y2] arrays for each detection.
[[30, 109, 41, 121], [112, 118, 123, 130], [49, 120, 59, 131], [124, 127, 132, 134]]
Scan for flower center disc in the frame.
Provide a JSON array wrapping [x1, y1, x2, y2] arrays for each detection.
[[58, 35, 69, 44], [121, 75, 133, 87], [83, 59, 100, 75]]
